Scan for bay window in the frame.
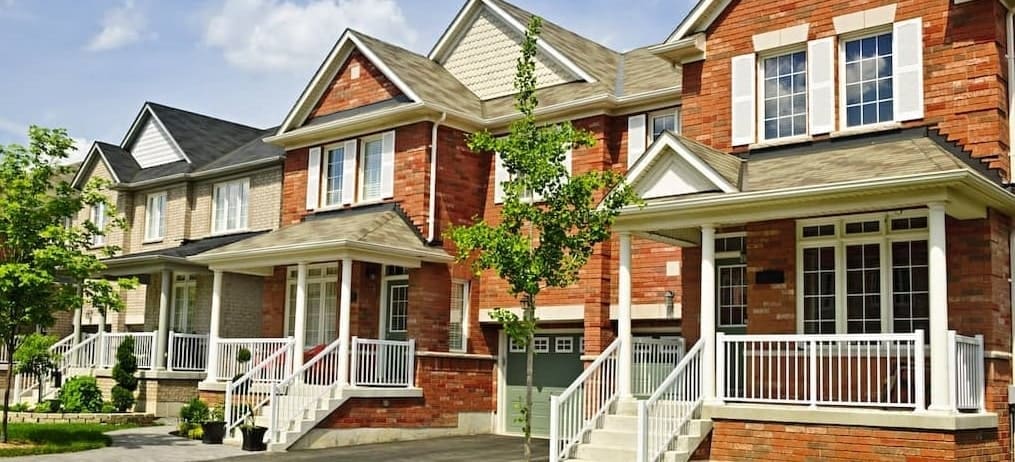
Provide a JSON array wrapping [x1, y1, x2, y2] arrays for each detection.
[[145, 191, 167, 242], [212, 178, 249, 234]]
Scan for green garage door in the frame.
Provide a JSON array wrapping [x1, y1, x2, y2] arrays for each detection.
[[505, 333, 584, 438]]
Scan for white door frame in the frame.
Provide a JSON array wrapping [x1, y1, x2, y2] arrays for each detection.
[[377, 265, 409, 340]]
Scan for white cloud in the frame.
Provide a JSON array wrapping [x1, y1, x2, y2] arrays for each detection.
[[62, 137, 91, 165], [204, 0, 417, 72], [86, 0, 153, 52]]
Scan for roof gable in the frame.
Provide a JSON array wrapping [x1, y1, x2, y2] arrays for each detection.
[[666, 0, 730, 43], [123, 108, 188, 168], [626, 131, 740, 200], [305, 50, 405, 122]]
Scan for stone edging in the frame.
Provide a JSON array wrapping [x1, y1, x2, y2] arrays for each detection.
[[5, 412, 156, 425]]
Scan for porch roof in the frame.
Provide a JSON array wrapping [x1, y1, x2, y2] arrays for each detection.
[[189, 203, 453, 274], [100, 230, 268, 276]]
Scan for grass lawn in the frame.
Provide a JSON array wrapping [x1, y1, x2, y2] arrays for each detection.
[[0, 422, 136, 457]]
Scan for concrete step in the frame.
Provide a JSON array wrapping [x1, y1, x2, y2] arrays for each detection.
[[588, 428, 638, 447], [574, 443, 636, 462], [600, 414, 638, 432], [614, 398, 640, 416]]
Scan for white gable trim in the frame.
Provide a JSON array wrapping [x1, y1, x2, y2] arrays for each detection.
[[120, 104, 192, 165], [625, 131, 738, 196], [277, 31, 422, 136], [71, 144, 120, 188], [666, 0, 731, 43], [428, 0, 596, 84]]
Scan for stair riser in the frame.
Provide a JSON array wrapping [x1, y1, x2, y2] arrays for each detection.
[[589, 430, 639, 447], [574, 445, 636, 462]]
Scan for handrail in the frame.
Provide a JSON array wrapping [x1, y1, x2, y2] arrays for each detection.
[[224, 340, 295, 433], [637, 339, 704, 462], [14, 334, 90, 402], [549, 338, 621, 462], [269, 337, 344, 443]]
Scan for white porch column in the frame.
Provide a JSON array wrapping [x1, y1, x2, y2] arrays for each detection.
[[97, 309, 107, 366], [337, 258, 353, 386], [72, 307, 82, 344], [155, 270, 171, 369], [927, 203, 951, 412], [618, 232, 633, 398], [700, 224, 718, 403], [292, 262, 309, 372], [202, 270, 224, 384]]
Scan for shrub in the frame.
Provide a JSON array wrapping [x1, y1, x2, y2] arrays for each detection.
[[101, 401, 117, 414], [179, 398, 209, 425], [235, 347, 252, 364], [186, 425, 204, 440], [31, 401, 51, 413], [8, 403, 29, 412], [59, 376, 103, 413], [14, 334, 59, 404], [110, 336, 138, 412]]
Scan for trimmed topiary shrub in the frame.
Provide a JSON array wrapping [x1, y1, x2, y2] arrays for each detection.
[[59, 376, 103, 413], [111, 336, 138, 412]]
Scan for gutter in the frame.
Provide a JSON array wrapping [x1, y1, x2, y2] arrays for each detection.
[[428, 112, 447, 242], [114, 157, 284, 190]]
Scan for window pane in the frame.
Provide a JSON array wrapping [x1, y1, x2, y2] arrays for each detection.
[[325, 147, 344, 206], [845, 243, 881, 333], [449, 282, 466, 351], [844, 32, 894, 127], [803, 247, 835, 334], [717, 266, 747, 328], [652, 114, 675, 139], [762, 51, 807, 140], [892, 240, 929, 335], [362, 139, 383, 200]]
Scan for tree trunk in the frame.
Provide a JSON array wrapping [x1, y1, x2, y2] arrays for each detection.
[[523, 293, 536, 462], [2, 338, 15, 443]]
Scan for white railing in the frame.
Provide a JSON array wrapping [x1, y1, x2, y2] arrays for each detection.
[[98, 331, 157, 370], [549, 338, 621, 462], [225, 342, 295, 433], [269, 337, 344, 444], [349, 337, 415, 388], [632, 337, 686, 396], [216, 338, 294, 382], [12, 334, 78, 402], [949, 331, 985, 412], [167, 332, 209, 371], [64, 334, 98, 369], [716, 331, 925, 409], [637, 339, 703, 462]]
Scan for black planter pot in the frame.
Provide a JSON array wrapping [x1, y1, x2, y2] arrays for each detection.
[[240, 426, 268, 451], [201, 421, 226, 444]]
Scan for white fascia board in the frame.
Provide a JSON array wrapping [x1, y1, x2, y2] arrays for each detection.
[[666, 0, 729, 43], [72, 144, 120, 188], [428, 0, 482, 61], [625, 131, 738, 194]]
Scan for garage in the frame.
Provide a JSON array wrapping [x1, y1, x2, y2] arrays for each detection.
[[504, 332, 584, 438]]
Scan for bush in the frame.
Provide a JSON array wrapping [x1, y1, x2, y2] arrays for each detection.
[[14, 334, 59, 404], [111, 336, 138, 412], [31, 401, 51, 413], [186, 426, 204, 440], [179, 398, 209, 425], [101, 401, 117, 414], [9, 402, 29, 412], [59, 376, 103, 413], [235, 347, 252, 364]]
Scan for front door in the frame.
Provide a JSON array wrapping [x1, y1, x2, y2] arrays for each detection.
[[717, 260, 748, 397], [384, 280, 409, 341]]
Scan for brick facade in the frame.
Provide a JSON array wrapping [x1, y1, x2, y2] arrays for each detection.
[[308, 51, 404, 120]]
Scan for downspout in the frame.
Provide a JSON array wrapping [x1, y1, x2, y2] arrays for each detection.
[[1006, 6, 1015, 184], [428, 112, 447, 243], [1006, 8, 1015, 461]]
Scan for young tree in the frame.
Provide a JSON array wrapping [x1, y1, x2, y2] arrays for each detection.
[[12, 333, 59, 404], [447, 17, 640, 461], [0, 126, 134, 441], [111, 336, 138, 412]]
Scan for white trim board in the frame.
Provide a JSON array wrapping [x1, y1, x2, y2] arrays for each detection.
[[72, 143, 121, 188], [624, 130, 739, 199], [120, 103, 192, 165], [478, 303, 680, 323]]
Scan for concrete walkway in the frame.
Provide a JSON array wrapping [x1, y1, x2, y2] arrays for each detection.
[[218, 435, 549, 462], [6, 424, 250, 462]]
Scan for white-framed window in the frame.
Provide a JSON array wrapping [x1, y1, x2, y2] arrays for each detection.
[[171, 273, 197, 332], [284, 264, 339, 348], [90, 202, 106, 247], [554, 336, 573, 353], [797, 211, 929, 336], [359, 137, 384, 202], [533, 336, 550, 353], [718, 264, 748, 328], [648, 108, 681, 143], [449, 280, 469, 352], [322, 145, 345, 207], [211, 178, 249, 234], [144, 191, 167, 242], [841, 30, 894, 128], [760, 49, 807, 140], [509, 337, 525, 353]]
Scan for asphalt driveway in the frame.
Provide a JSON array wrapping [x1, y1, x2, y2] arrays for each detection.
[[218, 435, 550, 462]]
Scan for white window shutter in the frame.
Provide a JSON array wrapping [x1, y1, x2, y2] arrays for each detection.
[[342, 140, 357, 205], [807, 38, 835, 135], [306, 147, 321, 210], [380, 130, 396, 199], [627, 114, 646, 168], [893, 18, 924, 122], [494, 152, 508, 204], [730, 53, 757, 146]]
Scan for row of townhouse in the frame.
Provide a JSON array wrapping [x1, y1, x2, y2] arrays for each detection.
[[31, 0, 1015, 459]]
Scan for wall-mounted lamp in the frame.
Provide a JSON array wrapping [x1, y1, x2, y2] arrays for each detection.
[[664, 290, 675, 318]]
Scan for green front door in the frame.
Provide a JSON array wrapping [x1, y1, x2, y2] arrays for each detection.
[[384, 280, 409, 341], [717, 261, 747, 396], [505, 333, 583, 438]]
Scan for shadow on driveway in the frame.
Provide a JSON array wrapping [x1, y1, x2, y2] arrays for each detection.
[[218, 435, 550, 462]]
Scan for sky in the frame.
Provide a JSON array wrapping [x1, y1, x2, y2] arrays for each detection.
[[0, 0, 695, 162]]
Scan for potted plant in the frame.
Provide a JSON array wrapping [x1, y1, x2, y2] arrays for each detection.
[[239, 413, 267, 451], [201, 404, 226, 444]]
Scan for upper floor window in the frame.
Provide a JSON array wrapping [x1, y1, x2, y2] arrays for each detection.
[[144, 191, 167, 242], [307, 131, 395, 211], [761, 50, 807, 140], [360, 137, 384, 202], [843, 32, 893, 128], [212, 178, 249, 234], [90, 202, 106, 247], [322, 145, 345, 207], [648, 109, 680, 143]]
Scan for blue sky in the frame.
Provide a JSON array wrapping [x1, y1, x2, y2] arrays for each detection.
[[0, 0, 694, 161]]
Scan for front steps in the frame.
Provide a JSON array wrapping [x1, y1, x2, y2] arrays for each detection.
[[568, 399, 711, 462]]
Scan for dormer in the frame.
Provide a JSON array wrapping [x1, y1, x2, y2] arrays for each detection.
[[121, 104, 190, 168]]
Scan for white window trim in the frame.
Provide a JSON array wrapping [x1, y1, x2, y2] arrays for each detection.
[[283, 263, 339, 345], [836, 24, 894, 133], [358, 135, 385, 204], [795, 210, 929, 335], [449, 279, 470, 353], [144, 191, 168, 243], [319, 143, 345, 209], [170, 273, 197, 332], [554, 336, 573, 353], [210, 177, 250, 235], [90, 203, 106, 248], [647, 107, 682, 144], [509, 337, 525, 353], [533, 336, 550, 353], [757, 45, 808, 142]]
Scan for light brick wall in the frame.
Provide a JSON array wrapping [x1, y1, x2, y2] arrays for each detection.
[[190, 167, 282, 238], [126, 184, 190, 254], [74, 159, 131, 255]]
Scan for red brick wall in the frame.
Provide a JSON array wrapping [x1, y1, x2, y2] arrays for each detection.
[[681, 0, 1011, 176], [308, 51, 403, 120], [262, 266, 286, 338], [947, 212, 1012, 352], [699, 420, 1007, 461], [318, 355, 495, 429], [744, 219, 796, 335]]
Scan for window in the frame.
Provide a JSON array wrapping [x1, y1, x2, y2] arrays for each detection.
[[555, 337, 573, 353], [285, 264, 339, 348], [761, 50, 807, 140], [843, 32, 893, 127], [798, 212, 929, 335], [533, 337, 550, 353], [322, 146, 345, 206], [509, 337, 525, 353], [171, 274, 197, 332], [360, 138, 383, 202], [145, 191, 167, 242], [449, 281, 469, 352], [90, 203, 106, 247], [212, 178, 249, 234], [718, 265, 748, 328], [648, 109, 680, 142]]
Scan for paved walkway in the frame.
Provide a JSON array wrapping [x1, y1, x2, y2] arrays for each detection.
[[219, 435, 549, 462], [6, 424, 249, 462]]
